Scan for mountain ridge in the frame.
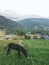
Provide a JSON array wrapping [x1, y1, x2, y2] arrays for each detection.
[[18, 18, 49, 30], [0, 15, 22, 34]]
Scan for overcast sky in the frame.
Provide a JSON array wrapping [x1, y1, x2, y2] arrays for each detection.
[[0, 0, 49, 17]]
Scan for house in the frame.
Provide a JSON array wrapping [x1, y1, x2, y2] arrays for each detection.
[[5, 34, 24, 40], [5, 34, 16, 40], [0, 29, 5, 40], [29, 34, 41, 39]]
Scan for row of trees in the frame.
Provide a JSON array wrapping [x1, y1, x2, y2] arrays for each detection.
[[31, 29, 49, 35], [5, 28, 49, 36]]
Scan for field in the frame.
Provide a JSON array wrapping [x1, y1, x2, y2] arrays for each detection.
[[0, 39, 49, 65]]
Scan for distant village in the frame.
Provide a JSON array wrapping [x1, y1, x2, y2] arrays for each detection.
[[0, 29, 49, 40]]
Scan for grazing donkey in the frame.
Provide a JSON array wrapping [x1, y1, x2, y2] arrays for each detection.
[[5, 43, 27, 58]]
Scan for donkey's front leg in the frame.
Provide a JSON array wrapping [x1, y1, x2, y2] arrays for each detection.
[[6, 48, 10, 55], [18, 50, 21, 58]]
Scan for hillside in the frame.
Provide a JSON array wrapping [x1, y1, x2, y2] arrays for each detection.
[[0, 15, 22, 34], [18, 18, 49, 31]]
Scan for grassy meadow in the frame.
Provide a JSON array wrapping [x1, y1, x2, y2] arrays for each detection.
[[0, 39, 49, 65]]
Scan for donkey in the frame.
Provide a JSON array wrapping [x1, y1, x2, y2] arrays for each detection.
[[5, 43, 27, 58]]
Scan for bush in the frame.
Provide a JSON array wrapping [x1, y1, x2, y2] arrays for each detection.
[[24, 34, 31, 39]]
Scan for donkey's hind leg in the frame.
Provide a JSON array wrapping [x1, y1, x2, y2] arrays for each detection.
[[6, 47, 10, 55]]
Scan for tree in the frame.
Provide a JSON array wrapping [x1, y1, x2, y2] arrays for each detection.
[[16, 28, 25, 35]]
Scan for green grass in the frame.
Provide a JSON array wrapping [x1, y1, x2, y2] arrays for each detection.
[[0, 39, 49, 65]]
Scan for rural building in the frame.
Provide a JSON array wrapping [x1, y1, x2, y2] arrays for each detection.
[[29, 34, 41, 39], [5, 34, 16, 40], [5, 34, 24, 40], [0, 29, 5, 40]]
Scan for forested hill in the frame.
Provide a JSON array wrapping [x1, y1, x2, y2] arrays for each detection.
[[18, 18, 49, 30], [0, 15, 22, 34]]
